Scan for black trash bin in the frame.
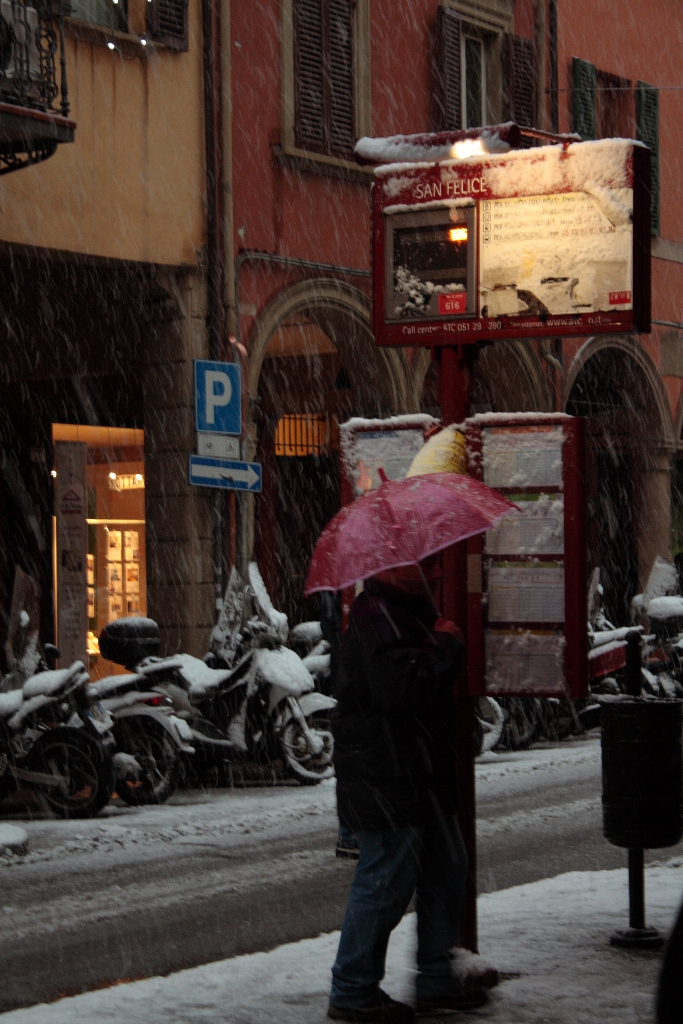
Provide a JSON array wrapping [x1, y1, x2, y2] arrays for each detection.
[[602, 698, 683, 850]]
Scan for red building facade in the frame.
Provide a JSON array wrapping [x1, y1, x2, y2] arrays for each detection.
[[227, 0, 682, 628]]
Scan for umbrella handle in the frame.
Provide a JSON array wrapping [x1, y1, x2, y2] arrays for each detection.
[[378, 467, 389, 483]]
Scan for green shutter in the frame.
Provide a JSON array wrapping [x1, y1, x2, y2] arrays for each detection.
[[572, 57, 596, 140], [637, 81, 660, 236]]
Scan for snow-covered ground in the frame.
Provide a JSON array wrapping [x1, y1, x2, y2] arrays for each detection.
[[0, 737, 601, 873], [2, 856, 680, 1024]]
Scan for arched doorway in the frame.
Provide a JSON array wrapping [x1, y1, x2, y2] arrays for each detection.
[[250, 279, 409, 622], [416, 340, 551, 418], [565, 338, 675, 624]]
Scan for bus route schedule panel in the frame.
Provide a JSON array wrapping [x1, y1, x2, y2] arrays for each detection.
[[372, 139, 651, 346], [465, 414, 588, 699]]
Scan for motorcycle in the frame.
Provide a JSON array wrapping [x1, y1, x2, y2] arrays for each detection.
[[89, 623, 196, 805], [99, 564, 337, 786], [0, 660, 114, 818]]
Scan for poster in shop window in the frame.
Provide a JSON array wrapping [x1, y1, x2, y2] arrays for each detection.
[[55, 441, 88, 669]]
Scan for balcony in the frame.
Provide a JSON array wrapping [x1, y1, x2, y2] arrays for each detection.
[[0, 0, 74, 174]]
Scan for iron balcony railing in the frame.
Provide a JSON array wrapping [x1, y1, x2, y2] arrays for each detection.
[[0, 0, 73, 173]]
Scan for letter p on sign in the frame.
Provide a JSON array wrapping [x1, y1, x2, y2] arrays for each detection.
[[195, 360, 241, 435], [205, 371, 231, 423]]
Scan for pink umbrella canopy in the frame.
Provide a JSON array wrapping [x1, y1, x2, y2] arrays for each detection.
[[304, 471, 517, 594]]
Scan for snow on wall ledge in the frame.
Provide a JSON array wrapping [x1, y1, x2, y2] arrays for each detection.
[[376, 139, 642, 206]]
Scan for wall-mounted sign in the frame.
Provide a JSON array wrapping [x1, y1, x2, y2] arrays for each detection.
[[195, 359, 241, 435], [465, 414, 588, 699], [54, 441, 88, 668], [189, 455, 262, 492], [372, 139, 651, 346]]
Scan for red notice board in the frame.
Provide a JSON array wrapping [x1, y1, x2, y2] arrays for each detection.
[[372, 139, 651, 347], [465, 414, 588, 698]]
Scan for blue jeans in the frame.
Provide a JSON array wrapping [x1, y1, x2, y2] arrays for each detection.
[[330, 814, 468, 1008]]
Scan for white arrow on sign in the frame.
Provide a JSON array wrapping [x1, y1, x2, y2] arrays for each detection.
[[191, 461, 260, 489]]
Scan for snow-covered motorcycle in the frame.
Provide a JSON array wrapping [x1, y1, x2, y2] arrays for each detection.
[[97, 565, 336, 786], [0, 659, 114, 818]]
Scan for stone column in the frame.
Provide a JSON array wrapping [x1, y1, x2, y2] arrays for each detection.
[[633, 449, 673, 589], [142, 270, 215, 657]]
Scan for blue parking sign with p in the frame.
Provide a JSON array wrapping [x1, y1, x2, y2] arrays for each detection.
[[195, 360, 241, 435]]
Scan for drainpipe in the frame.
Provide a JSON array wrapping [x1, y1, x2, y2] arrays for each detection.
[[202, 0, 227, 610], [534, 0, 547, 131], [548, 0, 559, 133]]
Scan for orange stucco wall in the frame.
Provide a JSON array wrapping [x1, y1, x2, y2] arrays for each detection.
[[0, 0, 205, 266]]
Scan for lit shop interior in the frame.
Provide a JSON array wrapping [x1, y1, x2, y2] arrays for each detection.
[[52, 424, 146, 679]]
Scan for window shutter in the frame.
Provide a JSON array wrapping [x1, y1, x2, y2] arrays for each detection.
[[147, 0, 188, 50], [294, 0, 325, 151], [326, 0, 354, 156], [637, 81, 660, 236], [435, 5, 462, 131], [572, 57, 597, 140], [503, 34, 537, 129]]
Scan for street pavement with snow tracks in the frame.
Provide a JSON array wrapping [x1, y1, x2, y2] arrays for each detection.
[[1, 734, 681, 1013]]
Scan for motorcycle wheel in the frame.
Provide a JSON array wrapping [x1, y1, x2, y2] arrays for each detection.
[[113, 718, 180, 805], [537, 698, 580, 742], [28, 727, 114, 819], [497, 698, 540, 751], [281, 713, 334, 785]]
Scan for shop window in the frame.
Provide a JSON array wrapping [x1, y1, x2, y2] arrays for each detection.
[[275, 414, 337, 457], [52, 424, 146, 678], [69, 0, 128, 33]]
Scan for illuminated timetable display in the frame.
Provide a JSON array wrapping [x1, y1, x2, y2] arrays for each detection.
[[373, 139, 651, 346]]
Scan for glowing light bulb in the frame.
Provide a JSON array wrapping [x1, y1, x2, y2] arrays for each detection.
[[135, 473, 143, 482], [109, 472, 117, 480], [450, 138, 486, 159], [448, 227, 468, 242], [107, 41, 115, 49], [51, 469, 57, 478], [141, 37, 147, 44]]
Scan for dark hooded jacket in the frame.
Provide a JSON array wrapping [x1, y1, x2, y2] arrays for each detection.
[[331, 577, 465, 832]]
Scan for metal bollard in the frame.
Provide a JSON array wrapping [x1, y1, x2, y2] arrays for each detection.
[[601, 630, 683, 948]]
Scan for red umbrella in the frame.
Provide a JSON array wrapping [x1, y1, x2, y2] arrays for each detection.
[[304, 471, 517, 594]]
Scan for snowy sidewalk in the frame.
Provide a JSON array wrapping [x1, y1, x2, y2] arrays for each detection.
[[3, 859, 681, 1024]]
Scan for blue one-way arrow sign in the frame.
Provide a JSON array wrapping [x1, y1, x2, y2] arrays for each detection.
[[189, 456, 262, 493]]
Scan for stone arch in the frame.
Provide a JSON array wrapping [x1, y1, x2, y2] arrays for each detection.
[[247, 278, 410, 414], [564, 334, 675, 450], [564, 335, 675, 621], [246, 277, 412, 621], [411, 339, 551, 416]]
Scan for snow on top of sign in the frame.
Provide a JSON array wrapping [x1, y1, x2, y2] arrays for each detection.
[[340, 414, 438, 434], [355, 127, 511, 165], [472, 412, 571, 424], [376, 138, 640, 197]]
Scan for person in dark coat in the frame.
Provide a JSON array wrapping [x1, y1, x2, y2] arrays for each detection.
[[327, 564, 486, 1023], [657, 894, 683, 1023]]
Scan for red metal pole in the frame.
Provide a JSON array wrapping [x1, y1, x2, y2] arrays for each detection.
[[438, 344, 478, 953]]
